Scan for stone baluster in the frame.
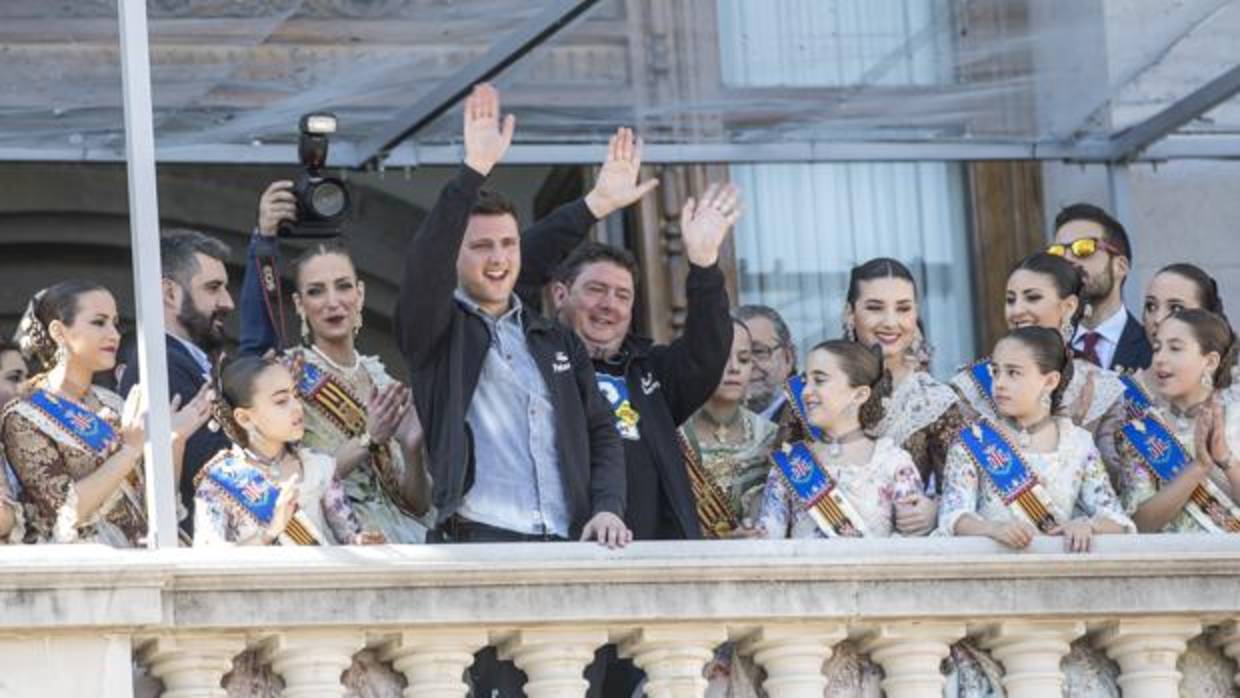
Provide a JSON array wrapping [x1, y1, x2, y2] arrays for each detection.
[[619, 625, 727, 698], [260, 631, 365, 698], [380, 629, 487, 698], [740, 623, 846, 698], [1095, 619, 1200, 698], [859, 622, 965, 698], [137, 634, 246, 698], [979, 621, 1083, 698], [498, 628, 607, 698], [1212, 620, 1240, 690]]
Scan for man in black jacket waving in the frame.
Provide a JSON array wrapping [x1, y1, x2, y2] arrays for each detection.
[[518, 128, 740, 541], [396, 83, 630, 547]]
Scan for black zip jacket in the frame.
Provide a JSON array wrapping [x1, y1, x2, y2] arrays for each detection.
[[516, 204, 734, 540], [395, 165, 625, 537]]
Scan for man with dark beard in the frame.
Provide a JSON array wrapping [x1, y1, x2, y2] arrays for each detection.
[[1050, 202, 1152, 370], [119, 229, 234, 532]]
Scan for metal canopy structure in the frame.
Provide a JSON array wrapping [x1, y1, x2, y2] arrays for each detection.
[[3, 0, 1240, 168]]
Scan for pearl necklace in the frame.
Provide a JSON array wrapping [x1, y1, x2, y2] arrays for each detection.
[[311, 344, 361, 375]]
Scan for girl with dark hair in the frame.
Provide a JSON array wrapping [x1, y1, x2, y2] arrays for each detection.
[[678, 319, 778, 538], [241, 182, 431, 545], [0, 339, 28, 541], [194, 355, 384, 698], [939, 327, 1133, 698], [1111, 308, 1240, 696], [0, 282, 210, 546]]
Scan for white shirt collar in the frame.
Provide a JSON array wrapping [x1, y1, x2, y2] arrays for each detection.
[[1076, 305, 1128, 346], [170, 333, 211, 376]]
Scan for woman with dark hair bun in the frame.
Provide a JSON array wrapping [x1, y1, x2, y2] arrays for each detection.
[[1142, 262, 1226, 342], [0, 282, 210, 546], [940, 326, 1133, 698]]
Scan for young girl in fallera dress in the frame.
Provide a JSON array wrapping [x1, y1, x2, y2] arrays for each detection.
[[940, 326, 1135, 697], [1113, 309, 1240, 697]]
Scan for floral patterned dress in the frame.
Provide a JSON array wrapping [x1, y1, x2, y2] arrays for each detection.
[[1, 382, 146, 546], [287, 346, 429, 544], [951, 358, 1130, 490], [778, 371, 967, 494], [194, 446, 407, 698], [1113, 396, 1240, 698], [938, 418, 1135, 698]]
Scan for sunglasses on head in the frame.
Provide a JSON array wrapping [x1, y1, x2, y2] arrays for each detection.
[[1046, 237, 1122, 259]]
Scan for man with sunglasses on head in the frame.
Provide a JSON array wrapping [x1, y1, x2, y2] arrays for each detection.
[[1049, 202, 1153, 371]]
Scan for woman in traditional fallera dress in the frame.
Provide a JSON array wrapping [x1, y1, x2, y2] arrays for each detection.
[[950, 253, 1130, 483], [940, 326, 1135, 697], [0, 281, 211, 547], [193, 355, 392, 698], [679, 319, 778, 535], [1114, 309, 1240, 698], [242, 187, 431, 545], [0, 339, 30, 542], [780, 258, 969, 534], [739, 340, 924, 698]]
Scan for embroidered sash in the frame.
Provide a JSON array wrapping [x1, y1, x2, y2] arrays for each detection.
[[202, 454, 324, 545], [1122, 414, 1240, 533], [676, 430, 738, 538], [783, 375, 823, 441], [959, 421, 1064, 533], [964, 358, 998, 413], [597, 374, 641, 441], [770, 441, 868, 537], [28, 389, 118, 455], [1119, 373, 1154, 419]]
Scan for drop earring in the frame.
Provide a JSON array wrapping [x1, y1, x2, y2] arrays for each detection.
[[299, 312, 311, 345]]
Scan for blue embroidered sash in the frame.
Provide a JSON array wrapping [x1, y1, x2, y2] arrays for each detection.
[[771, 441, 867, 537], [964, 359, 999, 413], [1122, 413, 1240, 533], [203, 454, 320, 545], [29, 389, 117, 456], [959, 420, 1061, 532], [597, 374, 640, 441], [783, 375, 823, 441], [1119, 373, 1153, 418]]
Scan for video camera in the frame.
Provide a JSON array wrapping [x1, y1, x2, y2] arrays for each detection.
[[279, 112, 351, 238]]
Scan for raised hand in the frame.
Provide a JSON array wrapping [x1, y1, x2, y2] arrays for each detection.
[[680, 183, 741, 267], [462, 83, 515, 177], [1206, 398, 1235, 468], [257, 180, 296, 237], [266, 474, 301, 542], [366, 383, 410, 445], [584, 127, 660, 219]]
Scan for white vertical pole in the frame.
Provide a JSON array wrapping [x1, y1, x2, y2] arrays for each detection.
[[117, 0, 179, 548]]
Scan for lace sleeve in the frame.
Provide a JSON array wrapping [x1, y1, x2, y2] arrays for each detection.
[[754, 466, 794, 539], [2, 411, 83, 542], [923, 404, 969, 493], [322, 477, 364, 544], [1076, 444, 1137, 533], [937, 442, 982, 535]]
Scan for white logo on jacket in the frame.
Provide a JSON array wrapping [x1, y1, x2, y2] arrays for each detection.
[[552, 351, 572, 373], [641, 372, 661, 395]]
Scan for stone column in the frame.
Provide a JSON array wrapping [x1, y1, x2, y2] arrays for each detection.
[[379, 629, 487, 698], [137, 634, 245, 698], [1096, 619, 1201, 698], [740, 623, 846, 698], [619, 625, 727, 698], [1212, 620, 1240, 690], [860, 622, 965, 698], [498, 628, 607, 698], [979, 621, 1083, 698], [260, 631, 365, 698]]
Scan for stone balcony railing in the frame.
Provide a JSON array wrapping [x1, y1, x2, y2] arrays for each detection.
[[2, 535, 1240, 698]]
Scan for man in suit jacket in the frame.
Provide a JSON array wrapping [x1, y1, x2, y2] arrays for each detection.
[[1052, 203, 1153, 371], [119, 229, 234, 532], [736, 304, 798, 422]]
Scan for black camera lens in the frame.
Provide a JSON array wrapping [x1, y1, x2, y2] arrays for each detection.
[[309, 179, 348, 218]]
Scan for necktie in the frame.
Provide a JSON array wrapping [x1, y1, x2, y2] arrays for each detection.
[[1078, 331, 1103, 367]]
